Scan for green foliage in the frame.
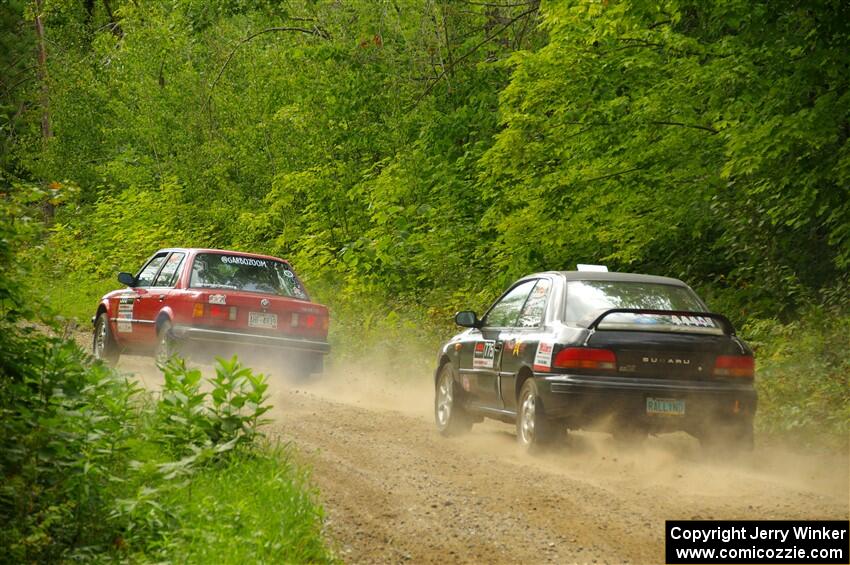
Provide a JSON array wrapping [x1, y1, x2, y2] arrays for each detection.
[[158, 355, 271, 454], [0, 205, 325, 564], [744, 310, 850, 444], [206, 356, 271, 445], [6, 0, 843, 324], [155, 446, 332, 564], [2, 0, 848, 446], [481, 0, 850, 318], [7, 0, 544, 316], [157, 358, 214, 453], [0, 334, 142, 562]]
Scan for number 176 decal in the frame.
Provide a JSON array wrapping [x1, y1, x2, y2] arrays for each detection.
[[473, 340, 496, 369]]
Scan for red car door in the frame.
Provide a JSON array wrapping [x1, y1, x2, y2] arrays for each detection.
[[120, 252, 168, 346], [133, 251, 186, 347]]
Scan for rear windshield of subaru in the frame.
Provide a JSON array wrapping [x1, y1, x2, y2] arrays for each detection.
[[189, 253, 307, 299], [565, 280, 721, 334]]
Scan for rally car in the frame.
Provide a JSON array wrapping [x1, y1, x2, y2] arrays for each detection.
[[92, 248, 329, 377], [433, 268, 756, 451]]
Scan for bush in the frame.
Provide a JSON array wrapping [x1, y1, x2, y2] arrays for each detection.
[[0, 331, 142, 561], [744, 311, 850, 447], [0, 329, 330, 561], [157, 356, 271, 456]]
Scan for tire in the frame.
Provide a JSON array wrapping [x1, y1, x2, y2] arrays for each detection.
[[280, 352, 319, 383], [155, 319, 179, 364], [516, 379, 558, 452], [698, 420, 754, 453], [434, 364, 472, 436], [612, 427, 648, 447], [92, 313, 120, 365]]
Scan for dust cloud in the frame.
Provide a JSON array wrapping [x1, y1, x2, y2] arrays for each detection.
[[262, 345, 849, 509], [65, 320, 845, 562], [106, 335, 848, 519]]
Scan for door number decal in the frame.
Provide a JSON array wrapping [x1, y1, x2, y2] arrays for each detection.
[[473, 340, 496, 369]]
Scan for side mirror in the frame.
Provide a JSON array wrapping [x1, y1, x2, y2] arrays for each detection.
[[117, 272, 136, 287], [454, 311, 480, 328]]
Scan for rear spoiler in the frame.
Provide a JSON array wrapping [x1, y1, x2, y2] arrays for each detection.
[[586, 308, 736, 336]]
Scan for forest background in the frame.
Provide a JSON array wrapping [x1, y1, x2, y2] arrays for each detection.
[[2, 0, 848, 442]]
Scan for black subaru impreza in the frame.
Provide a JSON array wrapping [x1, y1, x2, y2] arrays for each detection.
[[433, 270, 756, 451]]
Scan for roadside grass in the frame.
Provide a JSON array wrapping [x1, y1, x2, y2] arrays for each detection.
[[26, 270, 115, 323], [151, 445, 333, 564], [0, 323, 334, 563]]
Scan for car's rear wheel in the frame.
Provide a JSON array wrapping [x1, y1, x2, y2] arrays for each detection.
[[155, 319, 179, 364], [93, 313, 119, 365], [612, 426, 648, 447], [278, 352, 320, 382], [698, 420, 754, 453], [434, 364, 472, 436], [517, 379, 557, 452]]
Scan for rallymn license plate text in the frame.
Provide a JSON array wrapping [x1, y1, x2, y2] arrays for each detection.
[[647, 397, 685, 415]]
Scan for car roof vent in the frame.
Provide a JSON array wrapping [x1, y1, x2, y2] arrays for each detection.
[[576, 264, 609, 272]]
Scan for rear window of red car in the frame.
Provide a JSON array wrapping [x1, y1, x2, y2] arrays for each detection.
[[189, 253, 307, 299]]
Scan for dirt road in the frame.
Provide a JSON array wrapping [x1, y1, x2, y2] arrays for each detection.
[[268, 369, 849, 564], [111, 350, 848, 565]]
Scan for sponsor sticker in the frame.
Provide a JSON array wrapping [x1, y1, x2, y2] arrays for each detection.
[[533, 342, 554, 372], [283, 269, 295, 278], [117, 295, 134, 332], [670, 315, 715, 328], [117, 311, 132, 333], [473, 340, 496, 369], [220, 255, 267, 267], [209, 294, 227, 305]]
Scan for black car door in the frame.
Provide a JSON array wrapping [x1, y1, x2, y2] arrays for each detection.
[[499, 278, 553, 411], [461, 280, 537, 408]]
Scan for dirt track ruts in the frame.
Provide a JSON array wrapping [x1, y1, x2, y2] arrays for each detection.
[[105, 347, 848, 565], [267, 372, 849, 565]]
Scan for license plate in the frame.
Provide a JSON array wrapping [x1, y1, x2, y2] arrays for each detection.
[[646, 397, 685, 416], [248, 311, 278, 329]]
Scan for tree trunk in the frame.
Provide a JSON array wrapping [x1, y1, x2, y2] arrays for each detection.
[[33, 0, 54, 220]]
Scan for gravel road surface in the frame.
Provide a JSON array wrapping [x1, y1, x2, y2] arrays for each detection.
[[109, 351, 848, 565]]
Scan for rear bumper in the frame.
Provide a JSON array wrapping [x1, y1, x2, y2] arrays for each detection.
[[171, 325, 330, 354], [537, 373, 756, 432]]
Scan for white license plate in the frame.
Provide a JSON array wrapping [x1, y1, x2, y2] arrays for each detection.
[[248, 311, 278, 329], [646, 397, 685, 416]]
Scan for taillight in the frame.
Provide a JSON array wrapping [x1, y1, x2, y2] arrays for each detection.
[[290, 312, 327, 330], [553, 347, 617, 370], [713, 355, 754, 378], [194, 303, 237, 320]]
